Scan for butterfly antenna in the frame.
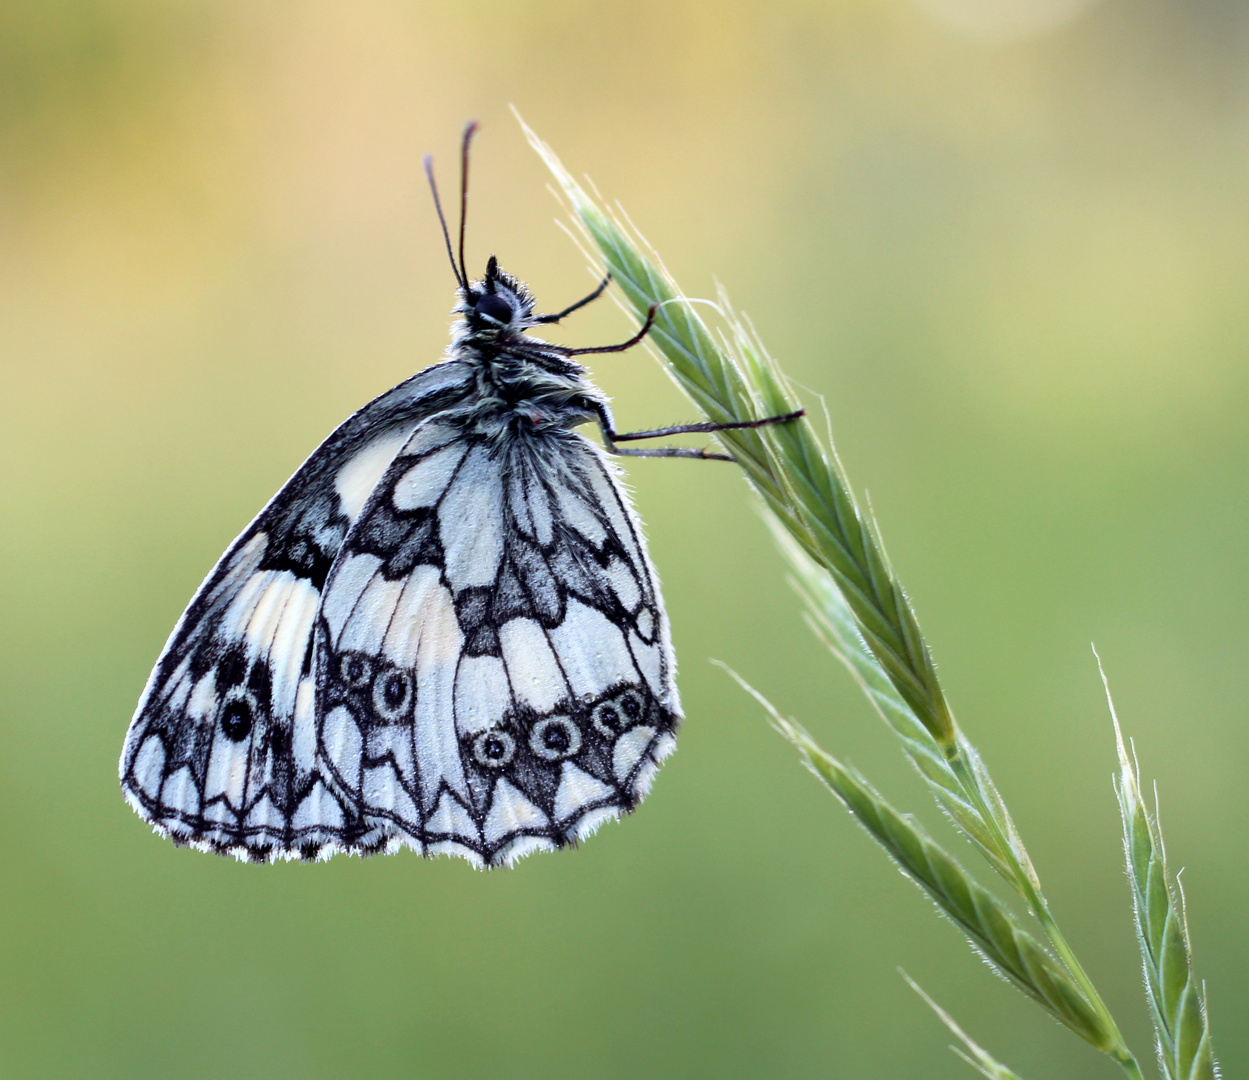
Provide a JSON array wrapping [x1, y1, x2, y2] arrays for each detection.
[[458, 119, 478, 290], [423, 154, 464, 291]]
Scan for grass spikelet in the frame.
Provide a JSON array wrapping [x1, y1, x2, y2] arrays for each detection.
[[768, 519, 1035, 892], [723, 669, 1114, 1053], [522, 117, 1158, 1080], [1099, 658, 1220, 1080], [520, 112, 955, 753], [523, 113, 1049, 909]]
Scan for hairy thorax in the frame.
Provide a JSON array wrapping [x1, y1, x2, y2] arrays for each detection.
[[458, 339, 602, 442]]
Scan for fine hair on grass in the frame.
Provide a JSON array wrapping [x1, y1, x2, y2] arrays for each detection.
[[520, 111, 1220, 1080]]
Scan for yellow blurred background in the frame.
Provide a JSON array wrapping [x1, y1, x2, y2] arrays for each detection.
[[2, 2, 1246, 1077]]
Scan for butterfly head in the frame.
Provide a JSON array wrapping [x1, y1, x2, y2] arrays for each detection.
[[461, 254, 535, 333]]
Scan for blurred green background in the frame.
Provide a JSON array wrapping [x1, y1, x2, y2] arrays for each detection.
[[2, 2, 1247, 1077]]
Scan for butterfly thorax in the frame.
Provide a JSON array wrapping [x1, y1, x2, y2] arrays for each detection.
[[445, 263, 605, 443]]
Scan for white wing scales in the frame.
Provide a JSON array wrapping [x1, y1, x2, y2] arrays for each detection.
[[312, 423, 680, 867], [120, 362, 478, 859], [114, 137, 723, 873], [122, 370, 681, 868]]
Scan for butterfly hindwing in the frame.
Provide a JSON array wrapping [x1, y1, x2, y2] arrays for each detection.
[[314, 420, 681, 867], [119, 361, 476, 858]]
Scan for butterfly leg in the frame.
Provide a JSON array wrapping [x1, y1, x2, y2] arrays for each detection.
[[560, 304, 660, 356], [532, 274, 613, 324], [594, 403, 805, 461], [560, 304, 805, 457]]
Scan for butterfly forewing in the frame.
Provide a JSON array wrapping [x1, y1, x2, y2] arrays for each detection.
[[314, 421, 679, 868], [120, 361, 478, 858]]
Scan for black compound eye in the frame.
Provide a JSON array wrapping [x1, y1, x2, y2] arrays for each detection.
[[472, 729, 515, 768], [220, 697, 254, 742], [474, 293, 513, 324], [340, 653, 373, 690], [372, 666, 412, 721], [529, 716, 582, 761]]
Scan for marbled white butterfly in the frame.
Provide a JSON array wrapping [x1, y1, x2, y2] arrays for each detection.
[[120, 123, 800, 868]]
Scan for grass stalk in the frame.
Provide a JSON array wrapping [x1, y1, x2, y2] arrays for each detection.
[[522, 115, 954, 752], [727, 670, 1115, 1054], [773, 520, 1028, 888], [523, 114, 1040, 895], [520, 116, 1148, 1078], [774, 525, 1144, 1077]]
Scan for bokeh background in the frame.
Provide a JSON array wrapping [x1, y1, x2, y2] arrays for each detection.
[[2, 2, 1247, 1077]]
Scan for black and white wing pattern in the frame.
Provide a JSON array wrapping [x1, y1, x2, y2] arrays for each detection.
[[314, 419, 680, 868], [121, 363, 681, 868], [119, 360, 477, 859]]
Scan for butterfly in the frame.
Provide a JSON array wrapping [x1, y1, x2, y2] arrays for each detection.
[[120, 122, 801, 868]]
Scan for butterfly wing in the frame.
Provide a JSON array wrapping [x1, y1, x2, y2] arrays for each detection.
[[120, 360, 475, 859], [315, 421, 681, 867]]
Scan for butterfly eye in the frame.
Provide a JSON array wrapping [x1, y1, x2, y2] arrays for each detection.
[[220, 696, 254, 742], [529, 716, 582, 761], [372, 666, 413, 721], [472, 730, 515, 768], [474, 293, 513, 324]]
